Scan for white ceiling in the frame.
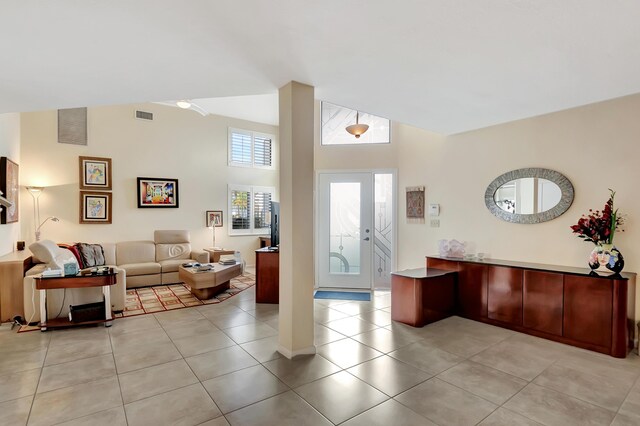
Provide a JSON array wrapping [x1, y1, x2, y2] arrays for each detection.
[[2, 1, 640, 134]]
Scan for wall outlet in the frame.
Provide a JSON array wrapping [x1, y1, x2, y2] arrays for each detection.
[[430, 219, 440, 228]]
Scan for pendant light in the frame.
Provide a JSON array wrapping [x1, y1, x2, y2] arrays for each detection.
[[345, 111, 369, 139]]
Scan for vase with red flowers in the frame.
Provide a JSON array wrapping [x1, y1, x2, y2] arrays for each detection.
[[570, 189, 625, 274]]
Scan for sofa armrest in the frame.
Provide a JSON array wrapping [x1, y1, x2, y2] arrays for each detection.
[[191, 250, 209, 264]]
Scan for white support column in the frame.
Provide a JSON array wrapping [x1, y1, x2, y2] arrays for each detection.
[[277, 81, 316, 358]]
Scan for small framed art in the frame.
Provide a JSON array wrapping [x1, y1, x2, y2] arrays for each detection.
[[80, 191, 112, 224], [137, 177, 179, 208], [0, 157, 19, 224], [79, 156, 112, 190], [206, 210, 223, 227]]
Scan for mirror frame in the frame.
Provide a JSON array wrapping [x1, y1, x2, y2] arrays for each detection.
[[485, 168, 574, 224]]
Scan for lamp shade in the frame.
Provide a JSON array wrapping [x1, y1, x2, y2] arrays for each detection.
[[345, 112, 369, 138]]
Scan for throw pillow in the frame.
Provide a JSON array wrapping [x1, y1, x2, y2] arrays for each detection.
[[75, 243, 106, 267]]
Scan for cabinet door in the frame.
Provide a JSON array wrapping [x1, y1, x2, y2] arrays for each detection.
[[457, 263, 488, 319], [523, 270, 563, 336], [488, 266, 523, 325], [564, 275, 612, 349]]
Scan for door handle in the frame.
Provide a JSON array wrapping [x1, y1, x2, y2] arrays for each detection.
[[363, 237, 370, 241]]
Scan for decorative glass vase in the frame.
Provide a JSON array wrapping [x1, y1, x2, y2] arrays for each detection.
[[588, 243, 624, 274]]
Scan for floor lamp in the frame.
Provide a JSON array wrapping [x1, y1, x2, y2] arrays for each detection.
[[27, 186, 59, 241]]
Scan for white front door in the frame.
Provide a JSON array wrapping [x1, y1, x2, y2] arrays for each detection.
[[318, 172, 373, 289]]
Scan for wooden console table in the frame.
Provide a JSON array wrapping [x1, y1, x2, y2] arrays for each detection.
[[391, 268, 456, 327], [426, 256, 636, 358], [35, 272, 117, 331], [255, 247, 279, 303]]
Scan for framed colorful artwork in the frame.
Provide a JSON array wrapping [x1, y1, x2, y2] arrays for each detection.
[[79, 191, 112, 224], [0, 157, 19, 224], [406, 186, 425, 219], [206, 210, 223, 227], [79, 156, 112, 190], [137, 177, 179, 208]]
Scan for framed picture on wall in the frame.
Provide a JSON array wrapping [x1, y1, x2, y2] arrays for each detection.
[[137, 177, 179, 208], [0, 157, 19, 224], [79, 156, 112, 190], [80, 191, 112, 224], [206, 210, 223, 227]]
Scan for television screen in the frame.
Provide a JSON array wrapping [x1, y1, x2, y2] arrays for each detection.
[[270, 201, 280, 249]]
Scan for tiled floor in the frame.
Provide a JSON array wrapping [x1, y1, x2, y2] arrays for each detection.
[[1, 285, 640, 425]]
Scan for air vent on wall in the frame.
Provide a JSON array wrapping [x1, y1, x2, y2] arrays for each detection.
[[58, 108, 88, 145], [135, 110, 153, 121]]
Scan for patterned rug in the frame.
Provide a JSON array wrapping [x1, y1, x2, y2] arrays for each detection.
[[114, 272, 255, 318]]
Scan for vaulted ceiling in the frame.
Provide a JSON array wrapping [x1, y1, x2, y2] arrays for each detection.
[[2, 1, 640, 134]]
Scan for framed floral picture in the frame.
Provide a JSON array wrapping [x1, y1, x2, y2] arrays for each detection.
[[79, 156, 112, 190], [137, 177, 179, 208], [0, 157, 19, 224], [79, 191, 112, 224], [206, 210, 223, 227], [406, 186, 425, 219]]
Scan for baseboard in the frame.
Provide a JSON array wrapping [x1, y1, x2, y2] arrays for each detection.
[[277, 344, 316, 359]]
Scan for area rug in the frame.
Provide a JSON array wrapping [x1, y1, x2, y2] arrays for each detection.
[[115, 272, 255, 318], [314, 291, 371, 301]]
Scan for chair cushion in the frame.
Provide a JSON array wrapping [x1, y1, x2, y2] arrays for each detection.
[[156, 243, 191, 262], [154, 230, 190, 244], [159, 259, 187, 273], [119, 262, 161, 276], [116, 241, 156, 265]]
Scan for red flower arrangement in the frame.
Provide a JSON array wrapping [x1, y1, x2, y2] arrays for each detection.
[[570, 189, 624, 245]]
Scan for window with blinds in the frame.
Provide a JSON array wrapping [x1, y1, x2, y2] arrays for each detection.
[[228, 128, 275, 168], [228, 185, 275, 235]]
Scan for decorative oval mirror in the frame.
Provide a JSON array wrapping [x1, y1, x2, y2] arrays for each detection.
[[485, 168, 574, 224]]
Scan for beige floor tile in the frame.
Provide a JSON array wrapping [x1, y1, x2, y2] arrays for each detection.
[[223, 322, 277, 344], [240, 335, 283, 363], [119, 359, 198, 403], [419, 328, 494, 358], [0, 330, 50, 354], [389, 341, 463, 375], [324, 316, 378, 337], [49, 326, 109, 347], [113, 340, 182, 374], [470, 339, 556, 380], [352, 327, 420, 353], [316, 338, 382, 369], [202, 365, 289, 413], [186, 345, 258, 381], [313, 307, 351, 324], [44, 338, 112, 367], [197, 303, 244, 319], [395, 378, 497, 426], [172, 329, 237, 357], [314, 324, 346, 346], [330, 301, 376, 316], [504, 383, 616, 426], [534, 362, 634, 411], [295, 371, 388, 424], [0, 348, 46, 375], [109, 314, 161, 336], [38, 354, 116, 394], [225, 391, 332, 426], [198, 417, 231, 426], [611, 412, 640, 426], [162, 318, 220, 340], [208, 311, 258, 329], [263, 354, 341, 388], [618, 379, 640, 420], [556, 350, 640, 383], [55, 406, 127, 426], [437, 360, 527, 405], [0, 396, 32, 426], [154, 307, 207, 326], [0, 368, 40, 403], [342, 399, 437, 426], [347, 355, 432, 396], [124, 383, 221, 426], [29, 376, 122, 426], [478, 407, 541, 425], [356, 309, 392, 327], [110, 326, 172, 351]]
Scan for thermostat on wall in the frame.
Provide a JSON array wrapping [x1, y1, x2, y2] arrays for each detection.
[[429, 204, 440, 217]]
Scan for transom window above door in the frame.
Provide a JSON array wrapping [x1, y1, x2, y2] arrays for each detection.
[[321, 102, 391, 145]]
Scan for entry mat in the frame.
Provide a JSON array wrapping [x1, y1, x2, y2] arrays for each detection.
[[314, 291, 371, 301]]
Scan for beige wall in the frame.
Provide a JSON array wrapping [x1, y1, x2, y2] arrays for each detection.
[[0, 113, 21, 256], [19, 104, 278, 265]]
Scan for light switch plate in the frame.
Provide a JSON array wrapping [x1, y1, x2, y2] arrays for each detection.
[[430, 219, 440, 227]]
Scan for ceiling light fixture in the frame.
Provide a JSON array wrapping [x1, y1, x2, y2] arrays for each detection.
[[345, 111, 369, 139], [176, 100, 192, 109]]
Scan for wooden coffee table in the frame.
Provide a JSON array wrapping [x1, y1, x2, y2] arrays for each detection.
[[179, 263, 242, 299]]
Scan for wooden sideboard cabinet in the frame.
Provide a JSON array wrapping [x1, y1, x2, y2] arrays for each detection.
[[426, 256, 636, 358], [255, 248, 279, 304], [0, 251, 33, 323]]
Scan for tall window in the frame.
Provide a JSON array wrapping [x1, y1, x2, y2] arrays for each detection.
[[321, 102, 391, 145], [228, 128, 274, 168], [228, 185, 275, 235]]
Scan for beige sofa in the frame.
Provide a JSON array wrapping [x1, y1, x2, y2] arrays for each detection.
[[24, 230, 208, 323]]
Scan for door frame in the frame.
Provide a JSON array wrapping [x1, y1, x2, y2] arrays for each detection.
[[315, 168, 397, 290]]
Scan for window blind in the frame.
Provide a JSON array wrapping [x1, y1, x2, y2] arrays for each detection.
[[231, 190, 250, 230], [254, 191, 272, 229], [254, 136, 272, 167], [230, 132, 252, 165]]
